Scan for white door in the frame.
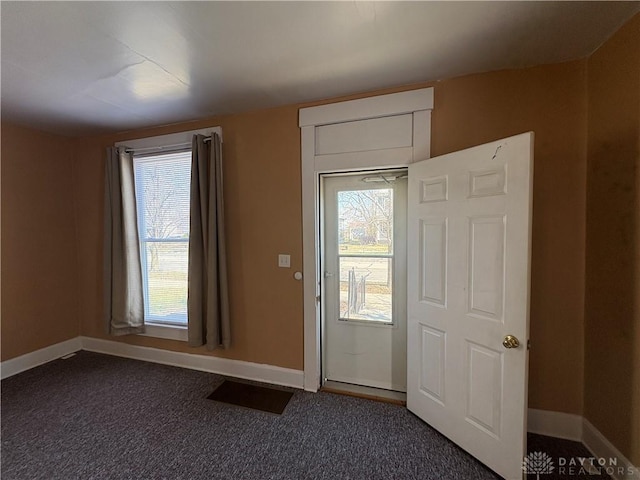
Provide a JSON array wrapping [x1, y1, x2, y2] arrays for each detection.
[[323, 172, 407, 392], [407, 133, 533, 480]]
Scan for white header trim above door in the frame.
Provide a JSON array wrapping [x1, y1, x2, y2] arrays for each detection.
[[299, 87, 434, 392], [299, 88, 434, 127]]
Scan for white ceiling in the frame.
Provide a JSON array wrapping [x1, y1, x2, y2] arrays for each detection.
[[2, 1, 638, 137]]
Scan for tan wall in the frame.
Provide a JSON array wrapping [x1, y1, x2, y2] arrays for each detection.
[[585, 14, 640, 464], [74, 107, 305, 368], [73, 59, 588, 415], [1, 123, 80, 360]]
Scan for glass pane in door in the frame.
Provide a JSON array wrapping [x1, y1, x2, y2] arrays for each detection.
[[338, 189, 393, 255], [337, 187, 394, 323], [339, 257, 393, 323]]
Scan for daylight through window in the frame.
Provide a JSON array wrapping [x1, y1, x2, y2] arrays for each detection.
[[337, 187, 394, 323], [133, 150, 191, 325]]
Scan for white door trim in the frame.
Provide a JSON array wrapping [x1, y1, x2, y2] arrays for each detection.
[[299, 89, 434, 127], [299, 88, 434, 392]]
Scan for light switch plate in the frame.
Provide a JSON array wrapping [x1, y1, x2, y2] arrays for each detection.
[[278, 254, 291, 268]]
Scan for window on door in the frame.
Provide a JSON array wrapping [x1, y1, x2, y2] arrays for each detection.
[[337, 187, 394, 323], [133, 150, 191, 326]]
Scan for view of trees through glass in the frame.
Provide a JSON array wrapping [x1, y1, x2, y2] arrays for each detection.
[[133, 151, 191, 324], [337, 188, 393, 323]]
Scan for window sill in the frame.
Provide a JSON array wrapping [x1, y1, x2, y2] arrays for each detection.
[[139, 323, 188, 342]]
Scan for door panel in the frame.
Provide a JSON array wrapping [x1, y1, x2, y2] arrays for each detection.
[[468, 215, 505, 321], [419, 217, 447, 306], [407, 133, 533, 480], [419, 325, 446, 404], [465, 340, 503, 437]]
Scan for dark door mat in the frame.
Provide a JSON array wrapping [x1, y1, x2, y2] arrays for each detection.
[[207, 380, 294, 414]]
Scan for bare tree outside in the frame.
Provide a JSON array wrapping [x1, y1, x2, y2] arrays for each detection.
[[337, 187, 394, 322], [141, 165, 190, 271], [134, 153, 191, 322], [338, 188, 393, 253]]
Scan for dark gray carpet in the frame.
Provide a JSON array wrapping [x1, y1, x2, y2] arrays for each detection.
[[526, 433, 611, 480], [0, 351, 602, 480]]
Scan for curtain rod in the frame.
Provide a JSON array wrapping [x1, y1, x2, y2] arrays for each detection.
[[124, 135, 211, 154]]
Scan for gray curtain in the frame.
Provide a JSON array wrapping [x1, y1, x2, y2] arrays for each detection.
[[188, 133, 230, 349], [103, 146, 145, 335]]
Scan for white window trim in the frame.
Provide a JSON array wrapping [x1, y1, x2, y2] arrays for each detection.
[[115, 126, 222, 151], [115, 125, 222, 342], [139, 323, 188, 342], [299, 88, 433, 392]]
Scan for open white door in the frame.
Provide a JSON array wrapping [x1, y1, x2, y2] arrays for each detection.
[[407, 133, 533, 480]]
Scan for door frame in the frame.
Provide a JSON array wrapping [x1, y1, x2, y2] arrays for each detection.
[[298, 88, 434, 392]]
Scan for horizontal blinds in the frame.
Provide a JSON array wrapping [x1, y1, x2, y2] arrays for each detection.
[[133, 150, 191, 325]]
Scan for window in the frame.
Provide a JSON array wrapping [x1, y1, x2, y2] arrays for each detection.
[[117, 126, 221, 340], [133, 150, 191, 326], [336, 187, 394, 323]]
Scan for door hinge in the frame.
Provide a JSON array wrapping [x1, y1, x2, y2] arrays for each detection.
[[316, 295, 321, 303]]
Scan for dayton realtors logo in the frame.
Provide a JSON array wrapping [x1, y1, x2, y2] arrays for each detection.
[[523, 451, 639, 478], [522, 451, 555, 479]]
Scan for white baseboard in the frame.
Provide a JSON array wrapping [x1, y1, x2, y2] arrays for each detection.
[[0, 337, 82, 380], [582, 418, 640, 480], [527, 408, 639, 480], [1, 336, 303, 389], [80, 336, 304, 389], [0, 337, 304, 388], [527, 408, 583, 441]]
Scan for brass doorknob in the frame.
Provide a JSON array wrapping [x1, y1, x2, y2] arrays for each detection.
[[502, 335, 520, 349]]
